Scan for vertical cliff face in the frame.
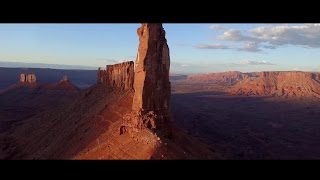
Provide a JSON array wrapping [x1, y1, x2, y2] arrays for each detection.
[[106, 61, 134, 90], [96, 61, 134, 90], [132, 23, 171, 129]]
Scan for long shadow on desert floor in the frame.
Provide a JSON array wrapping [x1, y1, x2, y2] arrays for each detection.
[[171, 90, 320, 159]]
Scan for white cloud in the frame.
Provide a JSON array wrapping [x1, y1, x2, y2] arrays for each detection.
[[237, 42, 262, 52], [195, 43, 231, 49], [209, 25, 227, 31], [218, 29, 249, 41], [211, 24, 320, 52], [180, 64, 190, 67], [234, 60, 275, 65]]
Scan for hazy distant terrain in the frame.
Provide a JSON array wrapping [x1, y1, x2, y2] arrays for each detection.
[[0, 67, 190, 90], [0, 67, 96, 89]]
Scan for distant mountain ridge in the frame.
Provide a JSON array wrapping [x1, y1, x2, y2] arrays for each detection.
[[0, 61, 98, 70]]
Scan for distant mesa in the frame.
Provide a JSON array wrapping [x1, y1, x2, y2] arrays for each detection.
[[20, 73, 37, 84], [186, 71, 248, 85], [53, 75, 80, 93], [230, 71, 320, 98], [1, 73, 80, 95]]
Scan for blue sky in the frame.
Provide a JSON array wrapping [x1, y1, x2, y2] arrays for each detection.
[[0, 23, 319, 74]]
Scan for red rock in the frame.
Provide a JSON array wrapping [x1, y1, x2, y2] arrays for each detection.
[[96, 61, 134, 90], [132, 23, 171, 111], [131, 23, 171, 127], [230, 71, 320, 98]]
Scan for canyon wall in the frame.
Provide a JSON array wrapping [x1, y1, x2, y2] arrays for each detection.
[[97, 61, 134, 90]]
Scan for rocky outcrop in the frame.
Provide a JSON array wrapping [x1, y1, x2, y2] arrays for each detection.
[[186, 71, 248, 84], [20, 73, 37, 83], [230, 71, 320, 98], [27, 73, 36, 83], [131, 23, 171, 130], [61, 75, 69, 82], [96, 62, 134, 90], [97, 67, 106, 84]]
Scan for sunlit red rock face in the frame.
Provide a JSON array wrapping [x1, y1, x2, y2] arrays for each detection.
[[230, 71, 320, 98], [132, 23, 171, 130], [97, 61, 134, 90], [187, 71, 248, 84]]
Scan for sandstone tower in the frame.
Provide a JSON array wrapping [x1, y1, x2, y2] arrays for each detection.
[[62, 75, 68, 81], [20, 73, 26, 83], [132, 23, 171, 129], [26, 73, 37, 83]]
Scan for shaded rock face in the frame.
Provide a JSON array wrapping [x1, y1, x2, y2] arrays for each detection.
[[230, 71, 320, 98], [97, 61, 134, 90], [132, 23, 171, 130], [20, 73, 37, 83]]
